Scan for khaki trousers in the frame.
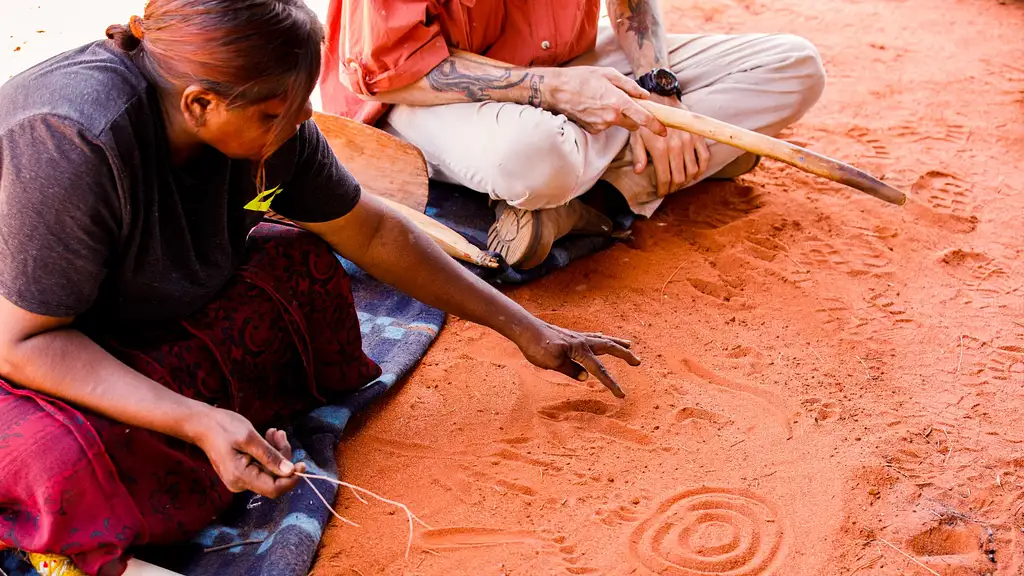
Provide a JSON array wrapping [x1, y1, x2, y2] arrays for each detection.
[[382, 20, 827, 217]]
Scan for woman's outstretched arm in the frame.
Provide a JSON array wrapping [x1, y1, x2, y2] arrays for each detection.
[[297, 193, 642, 398]]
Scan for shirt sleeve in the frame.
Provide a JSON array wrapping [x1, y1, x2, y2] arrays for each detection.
[[269, 120, 362, 223], [337, 0, 451, 96], [0, 116, 121, 317]]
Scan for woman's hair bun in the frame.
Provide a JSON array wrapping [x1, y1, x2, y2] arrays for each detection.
[[105, 15, 144, 52]]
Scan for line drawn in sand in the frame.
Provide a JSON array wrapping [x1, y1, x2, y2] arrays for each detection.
[[419, 527, 599, 574], [668, 356, 794, 439], [534, 398, 655, 446]]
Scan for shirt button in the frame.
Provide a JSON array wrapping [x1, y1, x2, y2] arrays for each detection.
[[541, 40, 551, 50]]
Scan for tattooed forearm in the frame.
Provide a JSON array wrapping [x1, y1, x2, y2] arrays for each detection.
[[367, 54, 546, 108], [427, 59, 532, 101], [626, 0, 661, 50], [610, 0, 667, 68]]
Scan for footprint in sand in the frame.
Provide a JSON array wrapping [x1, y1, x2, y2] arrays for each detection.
[[975, 343, 1024, 382], [660, 181, 763, 231], [908, 171, 978, 233], [801, 238, 892, 278], [459, 468, 539, 497], [535, 399, 654, 447], [628, 487, 789, 575], [908, 524, 986, 556], [595, 500, 646, 528], [902, 523, 995, 572], [813, 290, 908, 339], [742, 234, 791, 263], [938, 248, 1020, 302], [686, 277, 740, 302], [846, 223, 900, 241], [813, 295, 852, 329], [721, 345, 767, 376], [800, 397, 841, 423], [865, 287, 914, 326], [803, 241, 849, 271], [889, 120, 970, 145], [846, 126, 895, 162]]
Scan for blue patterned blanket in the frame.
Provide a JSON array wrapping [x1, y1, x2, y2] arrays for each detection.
[[1, 182, 631, 576]]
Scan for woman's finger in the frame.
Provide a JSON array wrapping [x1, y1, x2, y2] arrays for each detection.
[[580, 332, 634, 349], [241, 459, 300, 498], [243, 431, 295, 478], [265, 428, 294, 461], [588, 338, 642, 366], [236, 456, 279, 497], [234, 443, 303, 499], [269, 472, 303, 498], [571, 347, 625, 398]]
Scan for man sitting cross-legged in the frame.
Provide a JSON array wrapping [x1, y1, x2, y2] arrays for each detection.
[[320, 0, 826, 268]]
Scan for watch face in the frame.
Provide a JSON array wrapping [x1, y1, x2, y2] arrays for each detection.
[[653, 68, 678, 91]]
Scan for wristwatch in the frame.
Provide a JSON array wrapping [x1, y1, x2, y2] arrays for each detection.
[[637, 68, 682, 100]]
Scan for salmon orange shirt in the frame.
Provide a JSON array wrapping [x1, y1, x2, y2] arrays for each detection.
[[319, 0, 603, 125]]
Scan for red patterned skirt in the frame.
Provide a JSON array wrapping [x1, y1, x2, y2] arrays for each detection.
[[0, 223, 381, 575]]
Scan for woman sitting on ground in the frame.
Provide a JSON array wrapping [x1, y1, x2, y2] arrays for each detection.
[[0, 1, 640, 574]]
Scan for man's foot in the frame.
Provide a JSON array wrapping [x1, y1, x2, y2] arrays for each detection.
[[488, 200, 613, 270], [710, 152, 762, 180]]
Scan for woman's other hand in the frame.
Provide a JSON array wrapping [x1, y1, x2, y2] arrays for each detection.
[[190, 408, 306, 498]]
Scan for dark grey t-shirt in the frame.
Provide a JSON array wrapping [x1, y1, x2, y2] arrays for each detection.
[[0, 40, 361, 330]]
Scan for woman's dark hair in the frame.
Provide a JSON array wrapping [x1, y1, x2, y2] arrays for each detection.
[[106, 0, 322, 162]]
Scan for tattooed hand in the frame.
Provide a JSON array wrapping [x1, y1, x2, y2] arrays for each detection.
[[540, 66, 667, 135]]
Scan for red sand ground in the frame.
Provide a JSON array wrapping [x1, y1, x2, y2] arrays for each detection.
[[311, 0, 1024, 574]]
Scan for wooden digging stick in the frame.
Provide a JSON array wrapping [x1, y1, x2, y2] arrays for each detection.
[[308, 110, 501, 269], [636, 100, 907, 205], [452, 48, 907, 206]]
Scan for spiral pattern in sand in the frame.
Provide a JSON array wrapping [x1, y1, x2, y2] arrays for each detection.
[[629, 487, 787, 575]]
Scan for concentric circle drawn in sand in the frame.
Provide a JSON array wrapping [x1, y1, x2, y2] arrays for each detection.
[[629, 487, 788, 575]]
